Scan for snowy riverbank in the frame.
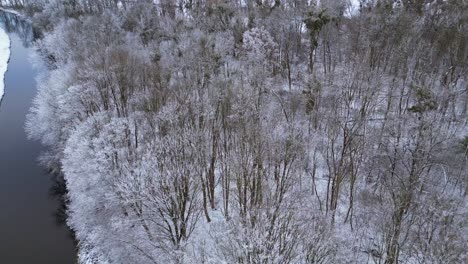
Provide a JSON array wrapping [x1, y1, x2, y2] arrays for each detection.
[[0, 25, 10, 102]]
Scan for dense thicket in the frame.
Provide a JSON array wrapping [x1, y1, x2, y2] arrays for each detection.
[[3, 0, 466, 263]]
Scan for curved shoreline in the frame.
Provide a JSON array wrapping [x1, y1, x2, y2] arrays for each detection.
[[0, 25, 10, 103], [0, 9, 77, 263]]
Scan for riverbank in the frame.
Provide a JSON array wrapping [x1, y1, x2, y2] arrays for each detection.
[[0, 24, 10, 102], [0, 9, 77, 264]]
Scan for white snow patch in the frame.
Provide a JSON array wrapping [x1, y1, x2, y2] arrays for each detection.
[[0, 26, 10, 102], [346, 0, 360, 17]]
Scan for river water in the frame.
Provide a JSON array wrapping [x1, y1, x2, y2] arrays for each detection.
[[0, 11, 76, 264]]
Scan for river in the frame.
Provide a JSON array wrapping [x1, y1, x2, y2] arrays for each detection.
[[0, 10, 76, 264]]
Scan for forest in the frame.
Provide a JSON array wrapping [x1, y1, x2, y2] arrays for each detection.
[[0, 0, 466, 263]]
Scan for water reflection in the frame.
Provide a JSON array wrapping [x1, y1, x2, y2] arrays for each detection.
[[0, 10, 76, 263], [0, 10, 71, 231], [0, 10, 39, 47]]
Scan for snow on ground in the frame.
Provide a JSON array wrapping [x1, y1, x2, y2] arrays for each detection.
[[0, 26, 10, 102]]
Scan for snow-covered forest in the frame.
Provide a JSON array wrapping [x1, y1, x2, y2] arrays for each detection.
[[2, 0, 466, 263]]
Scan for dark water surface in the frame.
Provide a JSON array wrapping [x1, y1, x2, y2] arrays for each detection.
[[0, 12, 76, 264]]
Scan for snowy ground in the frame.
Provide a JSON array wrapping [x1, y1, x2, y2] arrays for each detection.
[[0, 26, 10, 102]]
